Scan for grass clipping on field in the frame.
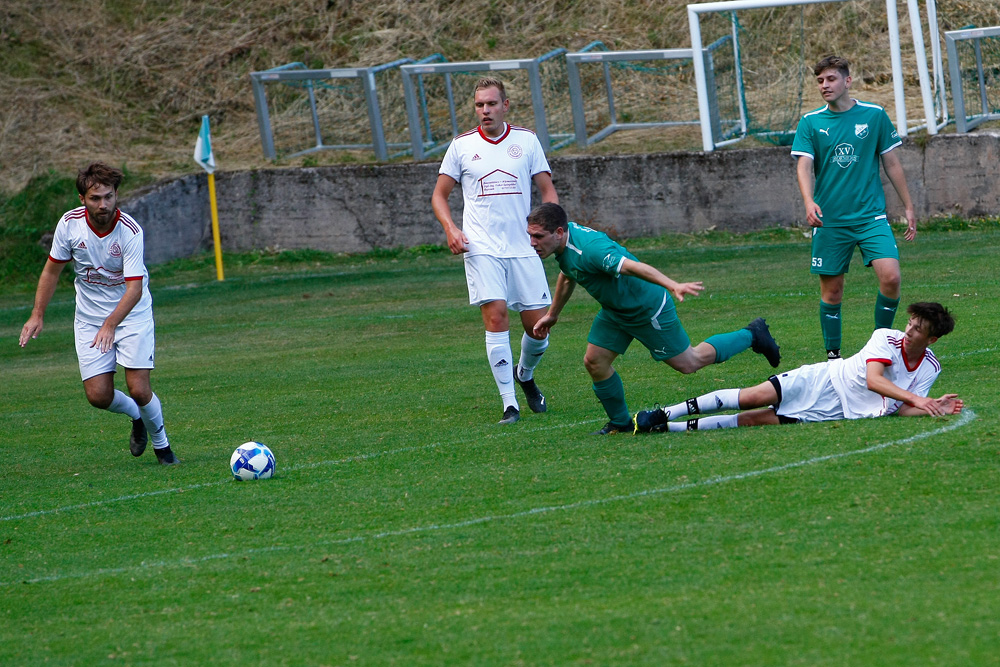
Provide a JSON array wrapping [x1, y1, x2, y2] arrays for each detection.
[[1, 0, 998, 192]]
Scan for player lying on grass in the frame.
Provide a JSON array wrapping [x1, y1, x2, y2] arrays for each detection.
[[633, 302, 961, 433], [526, 202, 781, 435]]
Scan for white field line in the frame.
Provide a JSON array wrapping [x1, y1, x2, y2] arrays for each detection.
[[0, 419, 601, 523], [1, 410, 975, 587]]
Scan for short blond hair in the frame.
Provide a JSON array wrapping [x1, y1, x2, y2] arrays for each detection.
[[474, 77, 507, 102]]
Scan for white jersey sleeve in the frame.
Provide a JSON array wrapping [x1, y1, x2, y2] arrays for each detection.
[[828, 329, 941, 419], [49, 214, 76, 263]]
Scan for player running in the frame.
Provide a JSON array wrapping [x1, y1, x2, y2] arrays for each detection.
[[526, 202, 781, 434], [791, 55, 917, 360], [633, 302, 960, 433], [19, 162, 178, 465]]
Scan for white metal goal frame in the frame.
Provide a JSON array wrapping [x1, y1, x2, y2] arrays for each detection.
[[946, 25, 1000, 133], [687, 0, 947, 152]]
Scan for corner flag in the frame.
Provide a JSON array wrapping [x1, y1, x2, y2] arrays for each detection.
[[194, 115, 216, 174], [194, 114, 224, 280]]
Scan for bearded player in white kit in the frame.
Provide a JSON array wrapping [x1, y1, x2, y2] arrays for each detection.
[[19, 162, 178, 465], [432, 77, 559, 425]]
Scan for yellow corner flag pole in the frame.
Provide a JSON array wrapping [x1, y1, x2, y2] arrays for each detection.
[[207, 172, 224, 281], [195, 114, 224, 281]]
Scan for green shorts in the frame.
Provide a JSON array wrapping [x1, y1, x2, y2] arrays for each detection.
[[587, 303, 691, 362], [810, 218, 899, 275]]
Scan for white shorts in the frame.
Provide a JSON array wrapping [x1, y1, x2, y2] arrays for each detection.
[[75, 317, 156, 381], [773, 362, 846, 423], [464, 254, 552, 310]]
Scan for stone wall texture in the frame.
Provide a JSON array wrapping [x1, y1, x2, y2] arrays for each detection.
[[124, 132, 1000, 264]]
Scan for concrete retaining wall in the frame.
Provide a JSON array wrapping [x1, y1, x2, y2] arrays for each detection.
[[124, 132, 1000, 264]]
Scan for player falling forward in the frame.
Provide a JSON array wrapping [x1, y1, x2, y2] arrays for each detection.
[[634, 302, 960, 433], [526, 203, 781, 434], [19, 162, 178, 465], [432, 77, 559, 425], [791, 55, 917, 360]]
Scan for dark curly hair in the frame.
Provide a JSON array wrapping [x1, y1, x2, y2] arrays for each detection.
[[76, 162, 124, 196]]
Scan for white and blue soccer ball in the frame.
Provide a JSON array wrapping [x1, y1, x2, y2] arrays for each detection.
[[230, 442, 275, 481]]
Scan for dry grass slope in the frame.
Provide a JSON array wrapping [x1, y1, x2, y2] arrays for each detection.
[[1, 0, 998, 192]]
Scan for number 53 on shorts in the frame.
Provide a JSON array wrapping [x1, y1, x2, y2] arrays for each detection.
[[811, 257, 823, 268]]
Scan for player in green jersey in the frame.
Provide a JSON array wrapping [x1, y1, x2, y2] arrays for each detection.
[[526, 203, 781, 434], [791, 55, 917, 360]]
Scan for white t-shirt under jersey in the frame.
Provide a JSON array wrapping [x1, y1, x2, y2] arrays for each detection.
[[439, 122, 551, 258], [827, 328, 941, 419], [49, 207, 153, 326]]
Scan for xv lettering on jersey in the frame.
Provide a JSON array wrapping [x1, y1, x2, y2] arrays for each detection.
[[832, 143, 859, 169]]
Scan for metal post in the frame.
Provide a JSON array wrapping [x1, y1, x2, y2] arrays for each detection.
[[362, 69, 389, 160], [945, 32, 967, 133], [307, 81, 324, 150], [528, 62, 550, 150], [566, 57, 588, 147], [250, 74, 277, 160], [400, 66, 426, 160], [907, 0, 938, 135]]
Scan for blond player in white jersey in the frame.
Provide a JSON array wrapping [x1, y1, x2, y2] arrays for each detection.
[[633, 302, 962, 433], [19, 162, 177, 464], [432, 77, 559, 425]]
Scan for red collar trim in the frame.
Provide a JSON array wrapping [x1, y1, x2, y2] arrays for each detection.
[[85, 209, 120, 238], [901, 343, 924, 372], [478, 122, 510, 144]]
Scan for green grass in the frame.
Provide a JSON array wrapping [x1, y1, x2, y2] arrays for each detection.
[[1, 227, 998, 665]]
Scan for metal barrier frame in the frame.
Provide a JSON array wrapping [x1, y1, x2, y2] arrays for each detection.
[[946, 25, 1000, 133], [250, 59, 420, 160], [565, 41, 731, 148], [400, 59, 551, 161]]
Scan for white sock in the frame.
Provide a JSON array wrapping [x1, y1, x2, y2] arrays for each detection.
[[107, 389, 140, 420], [516, 333, 549, 381], [139, 393, 170, 449], [662, 388, 741, 420], [485, 331, 517, 410], [696, 388, 742, 414], [686, 414, 740, 430]]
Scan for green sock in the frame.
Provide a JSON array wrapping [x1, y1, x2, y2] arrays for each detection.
[[874, 291, 900, 330], [820, 300, 842, 352], [593, 371, 630, 426], [704, 329, 753, 363]]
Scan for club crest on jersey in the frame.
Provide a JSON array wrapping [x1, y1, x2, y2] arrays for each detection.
[[109, 241, 122, 258], [832, 143, 859, 168], [855, 123, 869, 138], [506, 144, 523, 159]]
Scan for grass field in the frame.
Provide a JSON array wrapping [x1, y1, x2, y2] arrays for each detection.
[[1, 225, 998, 665]]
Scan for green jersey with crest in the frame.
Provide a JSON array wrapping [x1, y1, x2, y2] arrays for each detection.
[[790, 100, 902, 226], [555, 222, 674, 325]]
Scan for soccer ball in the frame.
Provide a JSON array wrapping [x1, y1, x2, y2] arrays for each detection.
[[230, 442, 275, 481]]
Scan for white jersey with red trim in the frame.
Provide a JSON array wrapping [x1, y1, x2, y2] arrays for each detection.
[[827, 328, 941, 418], [49, 206, 153, 326], [439, 122, 551, 258]]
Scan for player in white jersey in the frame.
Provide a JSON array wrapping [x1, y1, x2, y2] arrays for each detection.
[[432, 77, 559, 424], [19, 162, 178, 465], [633, 302, 962, 433]]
